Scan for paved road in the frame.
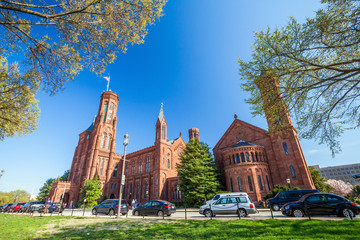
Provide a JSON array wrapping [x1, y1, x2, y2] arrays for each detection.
[[7, 208, 358, 221]]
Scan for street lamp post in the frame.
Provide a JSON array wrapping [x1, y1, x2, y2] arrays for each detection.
[[117, 134, 129, 218], [286, 178, 291, 188]]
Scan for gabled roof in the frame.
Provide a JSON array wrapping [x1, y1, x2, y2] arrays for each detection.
[[213, 118, 268, 151], [168, 138, 179, 145], [231, 140, 263, 148]]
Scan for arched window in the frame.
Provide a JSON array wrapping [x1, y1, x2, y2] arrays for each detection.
[[156, 126, 160, 139], [248, 176, 253, 191], [246, 153, 250, 162], [156, 158, 159, 165], [114, 184, 117, 190], [129, 184, 132, 199], [125, 165, 128, 176], [258, 175, 263, 191], [251, 153, 255, 162], [266, 175, 271, 190], [229, 156, 231, 165], [162, 157, 165, 164], [131, 161, 135, 175], [138, 160, 142, 173], [241, 153, 245, 162], [256, 152, 259, 162], [106, 134, 111, 149], [290, 165, 296, 178], [156, 178, 158, 186], [113, 164, 118, 177], [99, 159, 104, 175], [237, 177, 242, 192], [100, 133, 106, 148], [167, 159, 170, 168], [103, 103, 108, 122], [146, 157, 150, 172], [232, 155, 236, 164], [283, 142, 289, 155], [144, 182, 148, 199], [136, 184, 140, 199], [106, 103, 113, 123], [162, 125, 165, 139], [230, 178, 234, 192], [236, 153, 240, 163]]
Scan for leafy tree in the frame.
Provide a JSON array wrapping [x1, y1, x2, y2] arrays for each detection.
[[326, 179, 353, 196], [177, 139, 222, 207], [238, 0, 360, 155], [352, 185, 360, 198], [80, 175, 102, 208], [0, 190, 31, 204], [0, 56, 39, 140], [308, 166, 333, 193], [264, 185, 300, 200], [37, 178, 56, 202], [0, 0, 166, 139]]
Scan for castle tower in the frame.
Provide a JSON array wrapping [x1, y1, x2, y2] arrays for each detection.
[[188, 128, 199, 141], [155, 103, 168, 143], [255, 74, 315, 189]]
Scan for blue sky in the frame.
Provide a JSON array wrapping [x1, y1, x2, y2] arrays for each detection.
[[1, 0, 359, 195]]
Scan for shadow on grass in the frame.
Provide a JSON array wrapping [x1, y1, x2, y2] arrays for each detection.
[[34, 219, 360, 240]]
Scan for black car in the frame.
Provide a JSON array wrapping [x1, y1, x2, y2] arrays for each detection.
[[281, 193, 360, 218], [266, 189, 319, 211], [92, 199, 129, 215], [132, 200, 176, 217], [21, 201, 44, 213]]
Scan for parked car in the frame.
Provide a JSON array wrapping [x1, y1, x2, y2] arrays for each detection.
[[92, 199, 129, 215], [205, 192, 247, 206], [9, 202, 26, 212], [29, 203, 45, 213], [2, 203, 13, 212], [200, 193, 257, 217], [21, 201, 44, 213], [132, 200, 176, 217], [281, 192, 360, 218], [39, 202, 63, 213], [266, 189, 320, 211]]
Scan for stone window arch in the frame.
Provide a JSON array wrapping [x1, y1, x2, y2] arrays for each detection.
[[113, 164, 118, 177], [138, 160, 142, 173], [290, 165, 296, 178], [283, 142, 289, 155], [100, 133, 106, 148], [246, 152, 250, 162], [248, 176, 253, 191], [236, 153, 240, 163], [240, 153, 245, 162], [251, 152, 255, 162], [237, 177, 242, 192], [167, 159, 170, 169], [256, 152, 259, 162]]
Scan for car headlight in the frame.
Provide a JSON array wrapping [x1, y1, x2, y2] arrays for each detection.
[[284, 205, 290, 210]]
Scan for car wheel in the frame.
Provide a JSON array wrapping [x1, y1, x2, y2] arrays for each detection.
[[109, 209, 115, 215], [167, 213, 171, 217], [341, 208, 355, 218], [293, 209, 305, 217], [122, 212, 127, 215], [92, 209, 97, 215], [204, 209, 213, 218], [157, 210, 164, 217], [134, 210, 140, 216], [272, 204, 280, 211], [237, 209, 247, 217]]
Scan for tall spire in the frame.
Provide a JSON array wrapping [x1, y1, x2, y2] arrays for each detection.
[[158, 102, 164, 122]]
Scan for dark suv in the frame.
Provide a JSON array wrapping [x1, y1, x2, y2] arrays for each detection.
[[21, 201, 44, 213], [267, 189, 319, 211], [92, 199, 129, 215]]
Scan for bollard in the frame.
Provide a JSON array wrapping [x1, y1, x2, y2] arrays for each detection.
[[71, 205, 74, 216], [83, 204, 86, 216], [210, 204, 213, 220], [162, 211, 164, 220], [184, 203, 187, 221], [270, 207, 274, 219], [237, 202, 241, 220]]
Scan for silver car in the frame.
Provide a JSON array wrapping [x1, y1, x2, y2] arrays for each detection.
[[199, 195, 257, 217]]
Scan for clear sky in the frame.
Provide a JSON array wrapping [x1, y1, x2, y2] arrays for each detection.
[[1, 0, 359, 195]]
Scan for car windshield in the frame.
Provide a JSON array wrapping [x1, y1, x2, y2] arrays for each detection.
[[299, 193, 313, 202], [159, 200, 172, 205]]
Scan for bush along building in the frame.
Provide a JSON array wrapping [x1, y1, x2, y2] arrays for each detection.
[[49, 91, 198, 205]]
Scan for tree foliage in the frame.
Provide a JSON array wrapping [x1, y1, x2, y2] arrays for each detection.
[[308, 166, 333, 193], [0, 190, 30, 205], [80, 175, 102, 208], [238, 0, 360, 155], [326, 179, 353, 196], [177, 139, 222, 207], [0, 55, 39, 140], [0, 0, 166, 139], [263, 185, 300, 200]]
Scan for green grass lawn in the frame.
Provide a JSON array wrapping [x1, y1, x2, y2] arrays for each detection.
[[0, 215, 359, 239]]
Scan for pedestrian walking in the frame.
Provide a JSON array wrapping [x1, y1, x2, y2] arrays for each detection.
[[44, 199, 51, 214]]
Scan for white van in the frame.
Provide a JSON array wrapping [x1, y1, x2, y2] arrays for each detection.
[[205, 192, 249, 205]]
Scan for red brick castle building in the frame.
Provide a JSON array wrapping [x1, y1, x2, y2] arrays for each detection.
[[49, 76, 314, 204]]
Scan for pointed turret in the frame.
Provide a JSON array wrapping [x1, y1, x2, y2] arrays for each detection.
[[155, 103, 168, 142]]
